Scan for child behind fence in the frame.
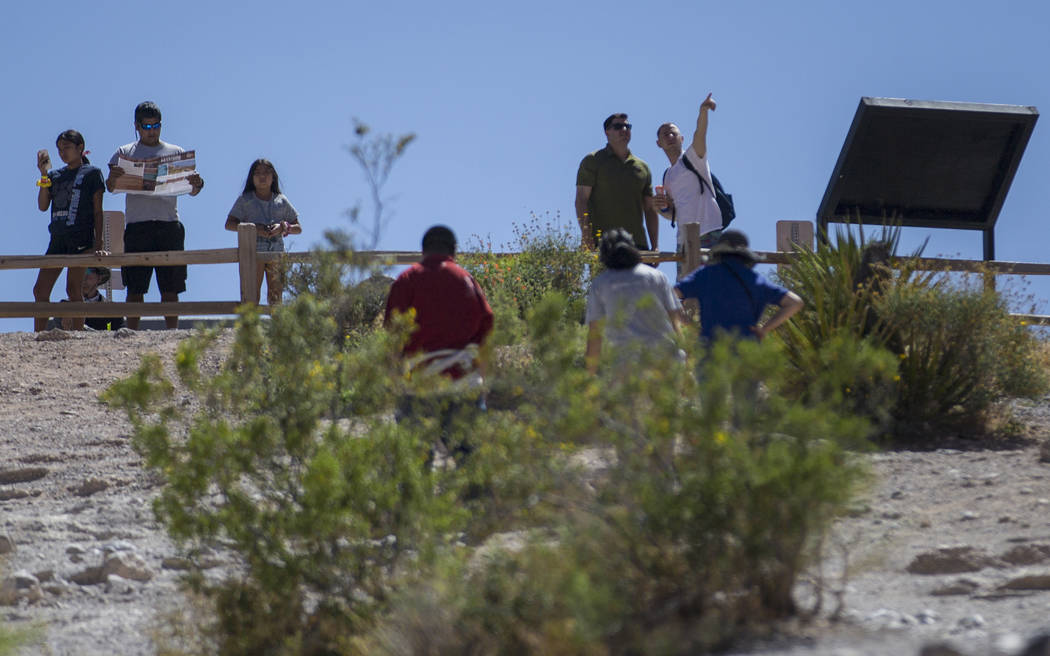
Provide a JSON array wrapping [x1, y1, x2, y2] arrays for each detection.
[[224, 159, 302, 305]]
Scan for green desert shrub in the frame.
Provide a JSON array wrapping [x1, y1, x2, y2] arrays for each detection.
[[789, 329, 900, 433], [879, 277, 1048, 433], [104, 293, 579, 655], [562, 337, 868, 651], [777, 226, 921, 422], [284, 232, 395, 340], [355, 545, 619, 656], [107, 285, 870, 654], [104, 299, 466, 654], [460, 212, 596, 329], [340, 272, 395, 338], [777, 225, 1047, 438], [776, 226, 926, 351], [358, 328, 872, 655], [483, 291, 590, 417], [0, 588, 39, 656], [0, 624, 34, 656]]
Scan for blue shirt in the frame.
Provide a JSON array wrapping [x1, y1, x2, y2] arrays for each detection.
[[676, 258, 788, 340]]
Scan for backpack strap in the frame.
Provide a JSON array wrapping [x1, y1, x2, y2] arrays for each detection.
[[681, 155, 735, 228], [680, 153, 712, 196], [722, 262, 757, 318]]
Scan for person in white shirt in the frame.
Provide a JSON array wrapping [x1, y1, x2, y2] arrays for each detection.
[[655, 93, 721, 278]]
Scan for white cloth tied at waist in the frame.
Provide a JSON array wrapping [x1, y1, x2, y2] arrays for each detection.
[[405, 345, 484, 391]]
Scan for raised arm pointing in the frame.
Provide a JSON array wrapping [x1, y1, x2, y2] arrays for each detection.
[[691, 93, 716, 159]]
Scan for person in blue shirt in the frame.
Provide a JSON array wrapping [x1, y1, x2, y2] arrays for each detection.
[[675, 230, 803, 342]]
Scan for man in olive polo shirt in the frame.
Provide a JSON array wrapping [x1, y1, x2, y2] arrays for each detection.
[[575, 113, 659, 251]]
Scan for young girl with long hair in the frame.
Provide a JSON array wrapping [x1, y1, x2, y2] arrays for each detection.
[[34, 129, 106, 331], [224, 159, 301, 305]]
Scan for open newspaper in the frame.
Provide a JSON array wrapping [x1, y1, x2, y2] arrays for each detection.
[[111, 150, 197, 196]]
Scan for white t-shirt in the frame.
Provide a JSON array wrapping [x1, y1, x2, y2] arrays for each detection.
[[663, 146, 722, 245]]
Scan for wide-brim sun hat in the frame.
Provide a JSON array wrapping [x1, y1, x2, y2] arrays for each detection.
[[709, 229, 761, 263]]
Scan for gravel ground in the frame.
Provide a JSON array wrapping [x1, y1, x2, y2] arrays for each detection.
[[728, 399, 1050, 656], [0, 328, 234, 656], [2, 329, 1050, 655]]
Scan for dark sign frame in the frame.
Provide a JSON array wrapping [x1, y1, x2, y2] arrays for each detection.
[[817, 97, 1038, 260]]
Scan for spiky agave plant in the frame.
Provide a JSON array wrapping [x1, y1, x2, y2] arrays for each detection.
[[773, 218, 930, 427]]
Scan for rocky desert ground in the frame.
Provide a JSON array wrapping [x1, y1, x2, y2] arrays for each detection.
[[2, 328, 1050, 656]]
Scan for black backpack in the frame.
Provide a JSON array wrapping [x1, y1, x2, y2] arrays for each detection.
[[665, 157, 736, 229]]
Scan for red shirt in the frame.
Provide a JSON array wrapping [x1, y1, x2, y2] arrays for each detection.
[[384, 254, 494, 357]]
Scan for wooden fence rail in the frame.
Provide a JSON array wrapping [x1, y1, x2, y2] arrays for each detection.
[[1, 222, 1049, 325]]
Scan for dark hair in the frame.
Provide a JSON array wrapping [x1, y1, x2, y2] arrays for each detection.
[[243, 158, 281, 196], [656, 122, 676, 139], [134, 101, 162, 123], [86, 267, 111, 285], [55, 129, 89, 164], [422, 225, 457, 256], [599, 229, 641, 270], [603, 113, 628, 131]]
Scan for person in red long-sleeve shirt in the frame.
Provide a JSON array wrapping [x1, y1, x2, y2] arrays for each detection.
[[385, 225, 493, 372], [384, 225, 493, 464]]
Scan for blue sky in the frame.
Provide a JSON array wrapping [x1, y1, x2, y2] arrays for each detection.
[[2, 0, 1049, 331]]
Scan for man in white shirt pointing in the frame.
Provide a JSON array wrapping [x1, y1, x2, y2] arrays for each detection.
[[655, 93, 722, 279]]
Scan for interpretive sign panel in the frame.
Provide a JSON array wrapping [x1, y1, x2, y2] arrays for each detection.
[[817, 98, 1037, 258]]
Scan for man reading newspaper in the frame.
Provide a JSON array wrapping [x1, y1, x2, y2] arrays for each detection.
[[111, 150, 198, 196], [106, 101, 204, 329]]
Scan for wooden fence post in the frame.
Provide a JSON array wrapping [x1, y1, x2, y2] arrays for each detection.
[[683, 223, 702, 275], [102, 210, 125, 300], [681, 223, 702, 319], [238, 223, 259, 304]]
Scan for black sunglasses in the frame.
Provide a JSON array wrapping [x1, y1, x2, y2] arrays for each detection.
[[609, 122, 632, 132], [139, 122, 161, 130]]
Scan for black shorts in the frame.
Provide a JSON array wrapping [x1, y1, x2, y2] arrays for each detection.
[[123, 221, 187, 295], [45, 227, 92, 256]]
